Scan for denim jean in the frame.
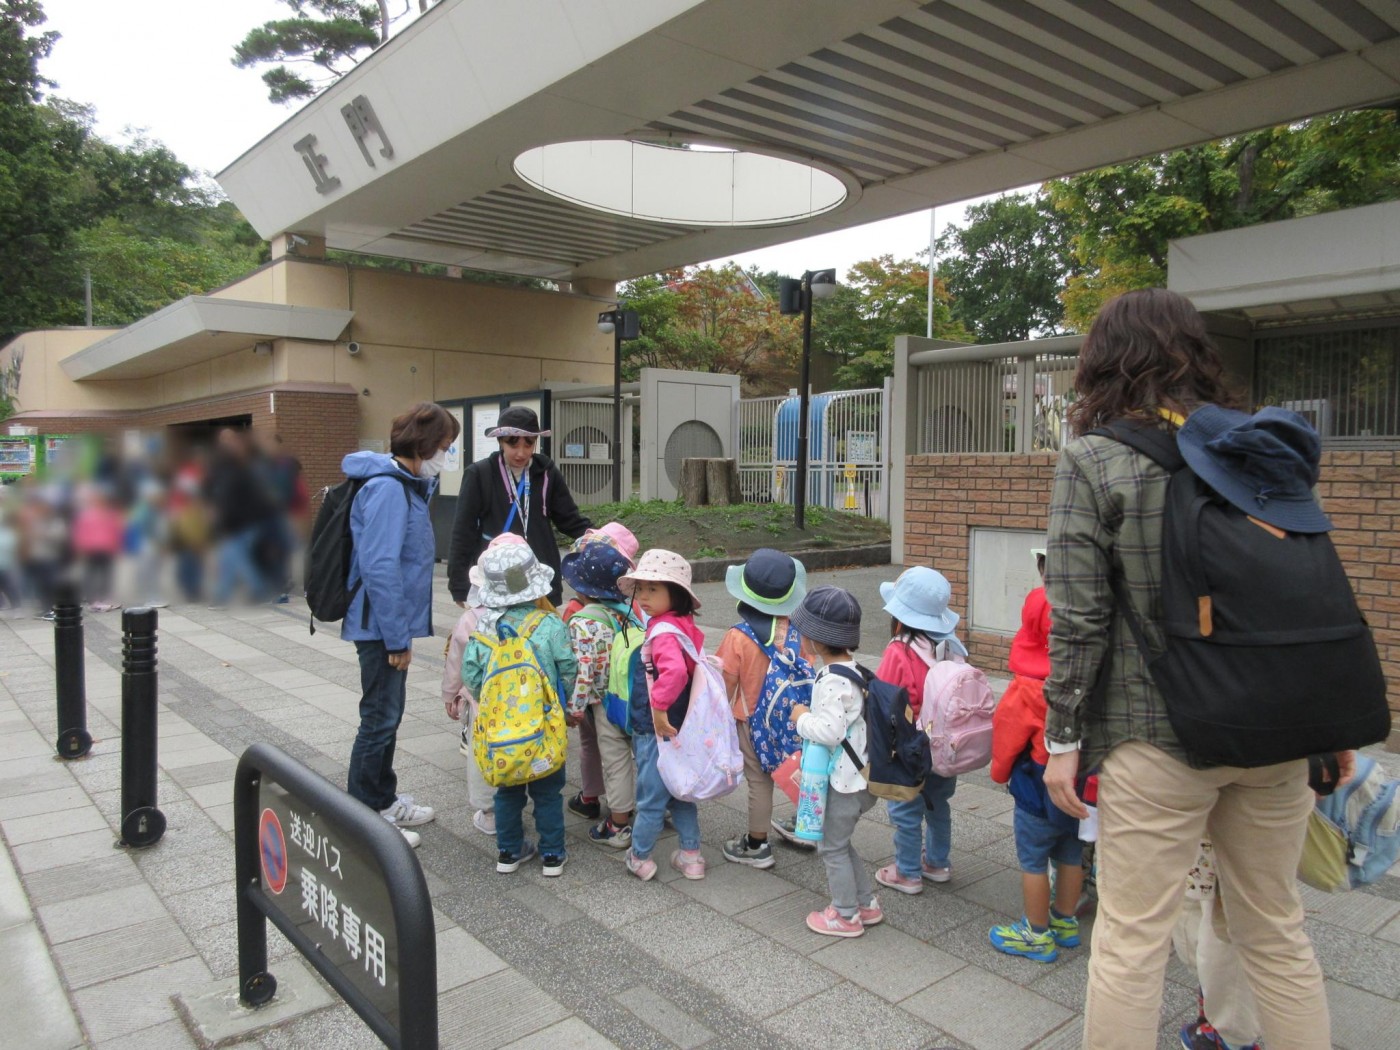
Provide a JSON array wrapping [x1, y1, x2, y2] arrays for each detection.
[[347, 640, 408, 812], [213, 526, 269, 605], [888, 772, 957, 878], [494, 764, 566, 857], [631, 733, 700, 859]]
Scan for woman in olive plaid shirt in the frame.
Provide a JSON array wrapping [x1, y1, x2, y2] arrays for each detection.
[[1040, 289, 1330, 1050]]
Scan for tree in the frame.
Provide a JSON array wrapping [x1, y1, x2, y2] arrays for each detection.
[[1048, 109, 1400, 329], [934, 193, 1074, 342], [233, 1, 437, 103]]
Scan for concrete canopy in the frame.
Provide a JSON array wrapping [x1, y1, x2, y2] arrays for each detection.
[[217, 0, 1400, 284]]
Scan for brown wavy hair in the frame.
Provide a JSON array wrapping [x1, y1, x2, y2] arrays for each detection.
[[1067, 288, 1238, 436], [390, 401, 461, 459]]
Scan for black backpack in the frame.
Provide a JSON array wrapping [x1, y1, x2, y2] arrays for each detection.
[[828, 664, 931, 801], [304, 473, 412, 633], [1091, 419, 1390, 767]]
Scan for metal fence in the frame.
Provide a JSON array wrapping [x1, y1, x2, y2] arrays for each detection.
[[737, 395, 785, 502], [551, 396, 633, 505]]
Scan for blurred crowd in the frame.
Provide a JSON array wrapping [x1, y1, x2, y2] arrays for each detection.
[[0, 427, 310, 619]]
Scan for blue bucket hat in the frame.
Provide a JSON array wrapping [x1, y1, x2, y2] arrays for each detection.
[[560, 541, 631, 603], [725, 548, 807, 618], [880, 566, 959, 636], [1178, 405, 1331, 534]]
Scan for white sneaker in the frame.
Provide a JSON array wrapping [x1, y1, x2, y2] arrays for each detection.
[[399, 827, 421, 848], [381, 794, 435, 827], [472, 809, 496, 836]]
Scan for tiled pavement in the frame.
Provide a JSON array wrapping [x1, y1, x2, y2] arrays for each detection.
[[1, 564, 1399, 1049]]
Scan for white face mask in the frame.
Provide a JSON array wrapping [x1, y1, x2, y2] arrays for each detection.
[[418, 449, 448, 478]]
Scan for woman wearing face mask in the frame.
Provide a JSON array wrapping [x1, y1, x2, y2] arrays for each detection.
[[341, 401, 461, 847], [447, 406, 592, 609]]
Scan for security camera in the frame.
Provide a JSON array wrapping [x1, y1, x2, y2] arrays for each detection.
[[346, 341, 361, 356]]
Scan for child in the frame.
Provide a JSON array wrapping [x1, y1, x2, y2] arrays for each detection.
[[563, 522, 639, 824], [873, 566, 964, 895], [717, 548, 812, 867], [71, 484, 123, 613], [988, 556, 1083, 961], [560, 536, 640, 849], [443, 535, 528, 838], [462, 542, 577, 876], [617, 549, 706, 881], [787, 585, 881, 937]]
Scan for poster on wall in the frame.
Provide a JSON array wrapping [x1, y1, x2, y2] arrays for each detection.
[[444, 406, 464, 472], [0, 437, 35, 477], [471, 405, 499, 464]]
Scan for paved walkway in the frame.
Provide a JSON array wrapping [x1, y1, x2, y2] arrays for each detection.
[[1, 565, 1398, 1049]]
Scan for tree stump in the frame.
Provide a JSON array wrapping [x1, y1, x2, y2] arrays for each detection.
[[681, 457, 743, 507], [680, 458, 710, 507]]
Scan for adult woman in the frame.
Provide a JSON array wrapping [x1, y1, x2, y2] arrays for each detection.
[[447, 406, 591, 608], [343, 401, 461, 847], [1040, 289, 1333, 1049]]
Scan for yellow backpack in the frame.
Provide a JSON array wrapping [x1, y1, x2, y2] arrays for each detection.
[[472, 610, 567, 787]]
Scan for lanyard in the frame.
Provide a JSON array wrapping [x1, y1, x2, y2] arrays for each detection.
[[498, 457, 530, 536]]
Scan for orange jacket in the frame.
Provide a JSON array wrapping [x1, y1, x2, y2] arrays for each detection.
[[990, 675, 1049, 785]]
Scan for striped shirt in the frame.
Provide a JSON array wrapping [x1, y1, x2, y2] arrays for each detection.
[[1043, 431, 1190, 770]]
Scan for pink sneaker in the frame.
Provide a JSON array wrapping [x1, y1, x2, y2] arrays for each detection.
[[670, 848, 706, 880], [806, 905, 864, 938], [875, 864, 924, 895], [858, 898, 884, 927], [626, 850, 657, 881]]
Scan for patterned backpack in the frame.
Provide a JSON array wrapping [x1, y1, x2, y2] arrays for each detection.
[[602, 611, 647, 735], [735, 621, 813, 773], [471, 610, 568, 787], [917, 643, 996, 777], [643, 623, 744, 802]]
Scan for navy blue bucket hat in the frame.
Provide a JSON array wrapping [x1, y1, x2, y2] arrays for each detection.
[[725, 548, 807, 617], [791, 585, 862, 651], [1178, 404, 1332, 533], [560, 540, 631, 603]]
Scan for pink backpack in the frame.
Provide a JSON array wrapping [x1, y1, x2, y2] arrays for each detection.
[[917, 643, 996, 777], [643, 623, 744, 802]]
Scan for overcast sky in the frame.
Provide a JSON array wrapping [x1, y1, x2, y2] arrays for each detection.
[[37, 0, 1018, 280]]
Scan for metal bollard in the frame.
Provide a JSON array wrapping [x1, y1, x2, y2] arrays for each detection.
[[119, 607, 165, 848], [52, 580, 93, 759]]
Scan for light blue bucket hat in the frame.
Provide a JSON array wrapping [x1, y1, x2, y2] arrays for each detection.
[[880, 566, 959, 635]]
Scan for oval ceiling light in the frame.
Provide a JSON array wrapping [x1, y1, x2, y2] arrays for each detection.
[[512, 139, 856, 227]]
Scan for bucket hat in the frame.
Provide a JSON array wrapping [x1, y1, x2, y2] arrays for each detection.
[[725, 548, 807, 617], [1178, 405, 1331, 533], [791, 585, 862, 651], [561, 540, 632, 603], [880, 566, 959, 635], [485, 405, 551, 438], [577, 521, 639, 567], [469, 541, 555, 608], [617, 549, 702, 609]]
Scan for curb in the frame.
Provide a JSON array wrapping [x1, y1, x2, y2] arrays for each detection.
[[689, 544, 891, 583]]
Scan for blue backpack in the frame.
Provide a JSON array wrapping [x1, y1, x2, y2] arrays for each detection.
[[828, 664, 930, 802], [736, 622, 814, 774], [1301, 754, 1400, 891]]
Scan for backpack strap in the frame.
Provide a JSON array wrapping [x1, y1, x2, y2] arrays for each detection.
[[1088, 418, 1185, 472], [734, 620, 801, 667], [643, 620, 700, 663], [825, 664, 869, 770]]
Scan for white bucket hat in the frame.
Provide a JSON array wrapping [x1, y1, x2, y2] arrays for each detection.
[[469, 542, 555, 608], [617, 549, 702, 609]]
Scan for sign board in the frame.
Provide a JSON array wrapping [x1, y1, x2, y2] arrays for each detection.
[[844, 463, 857, 480], [564, 443, 585, 459], [846, 430, 878, 464], [969, 528, 1045, 635], [588, 442, 610, 460], [444, 406, 464, 473], [0, 437, 35, 477], [471, 405, 500, 464]]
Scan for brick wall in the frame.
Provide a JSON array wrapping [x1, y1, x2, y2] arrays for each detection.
[[904, 450, 1400, 751]]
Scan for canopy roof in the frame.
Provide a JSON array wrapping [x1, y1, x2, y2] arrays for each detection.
[[218, 0, 1400, 283]]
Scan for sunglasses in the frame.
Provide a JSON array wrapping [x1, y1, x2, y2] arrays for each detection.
[[502, 436, 538, 448]]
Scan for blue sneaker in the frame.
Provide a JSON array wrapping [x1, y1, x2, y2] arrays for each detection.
[[989, 917, 1058, 962], [1049, 911, 1081, 948]]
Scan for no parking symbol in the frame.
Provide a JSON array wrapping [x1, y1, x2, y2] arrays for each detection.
[[260, 808, 288, 895]]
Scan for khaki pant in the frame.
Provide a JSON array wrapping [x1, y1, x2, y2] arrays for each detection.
[[1085, 741, 1327, 1050], [593, 707, 636, 815], [737, 721, 774, 839]]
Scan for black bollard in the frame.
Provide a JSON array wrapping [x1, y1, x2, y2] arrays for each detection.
[[53, 580, 92, 759], [119, 606, 165, 848]]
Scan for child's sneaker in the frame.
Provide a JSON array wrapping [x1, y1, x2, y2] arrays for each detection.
[[567, 792, 601, 820], [857, 898, 884, 927], [625, 850, 657, 881], [670, 848, 706, 880], [380, 794, 435, 827], [398, 827, 421, 849], [472, 809, 495, 836], [875, 864, 924, 895], [1049, 911, 1080, 948], [1179, 1021, 1259, 1050], [589, 819, 632, 849], [989, 917, 1058, 962], [458, 724, 472, 757], [496, 841, 538, 873], [806, 905, 864, 938], [541, 852, 567, 877], [722, 835, 775, 868], [770, 816, 817, 849]]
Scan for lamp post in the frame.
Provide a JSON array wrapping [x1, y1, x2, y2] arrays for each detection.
[[778, 269, 837, 529], [597, 308, 639, 502]]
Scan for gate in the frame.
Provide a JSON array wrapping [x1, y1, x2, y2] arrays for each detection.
[[552, 394, 634, 506]]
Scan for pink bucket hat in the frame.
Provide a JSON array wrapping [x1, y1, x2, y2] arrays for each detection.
[[618, 549, 701, 609], [578, 521, 639, 566]]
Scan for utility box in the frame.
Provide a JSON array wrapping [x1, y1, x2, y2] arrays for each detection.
[[640, 368, 740, 501]]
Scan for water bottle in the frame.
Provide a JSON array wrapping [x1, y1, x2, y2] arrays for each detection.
[[793, 740, 834, 842]]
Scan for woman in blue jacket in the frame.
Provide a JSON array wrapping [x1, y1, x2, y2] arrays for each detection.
[[342, 402, 460, 847]]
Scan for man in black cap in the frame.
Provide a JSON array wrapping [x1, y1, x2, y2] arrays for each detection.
[[448, 406, 592, 607]]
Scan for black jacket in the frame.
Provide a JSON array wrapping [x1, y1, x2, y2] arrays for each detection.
[[447, 451, 591, 605]]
